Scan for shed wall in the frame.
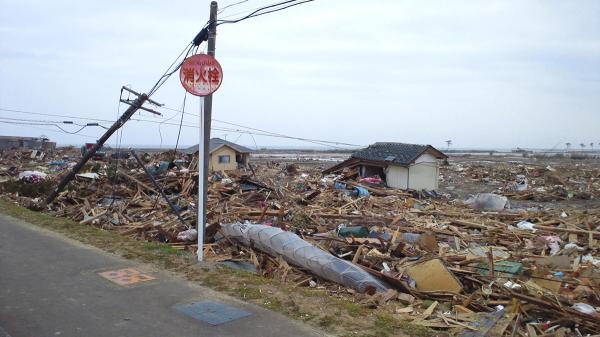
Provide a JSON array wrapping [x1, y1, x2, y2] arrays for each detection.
[[385, 165, 409, 189], [408, 153, 439, 190]]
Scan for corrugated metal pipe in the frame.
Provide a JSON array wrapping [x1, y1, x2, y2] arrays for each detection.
[[220, 222, 390, 294]]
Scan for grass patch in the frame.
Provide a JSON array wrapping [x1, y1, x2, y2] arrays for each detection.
[[237, 284, 263, 300], [301, 288, 328, 297], [341, 300, 366, 317], [1, 180, 55, 198], [142, 242, 183, 256], [318, 315, 336, 328]]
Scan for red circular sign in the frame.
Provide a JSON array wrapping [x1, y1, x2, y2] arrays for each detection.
[[179, 54, 223, 96]]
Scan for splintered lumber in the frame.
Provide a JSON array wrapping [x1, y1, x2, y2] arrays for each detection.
[[532, 224, 600, 238], [118, 169, 157, 193], [451, 219, 494, 231], [80, 211, 107, 224]]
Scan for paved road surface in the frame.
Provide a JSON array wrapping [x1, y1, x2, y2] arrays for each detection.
[[0, 214, 324, 337]]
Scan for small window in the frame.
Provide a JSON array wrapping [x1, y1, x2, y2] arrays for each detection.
[[218, 155, 230, 163]]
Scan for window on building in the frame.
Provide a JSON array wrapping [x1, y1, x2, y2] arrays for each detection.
[[218, 155, 230, 164]]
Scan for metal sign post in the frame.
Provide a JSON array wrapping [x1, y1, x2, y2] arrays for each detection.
[[197, 100, 205, 261], [187, 1, 219, 262]]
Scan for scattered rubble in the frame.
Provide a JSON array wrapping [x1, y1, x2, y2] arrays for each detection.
[[1, 149, 600, 335]]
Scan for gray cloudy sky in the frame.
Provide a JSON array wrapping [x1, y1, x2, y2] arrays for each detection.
[[1, 0, 599, 150]]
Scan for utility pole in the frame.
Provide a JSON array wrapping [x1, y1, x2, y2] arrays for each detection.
[[198, 0, 218, 262], [45, 92, 149, 204]]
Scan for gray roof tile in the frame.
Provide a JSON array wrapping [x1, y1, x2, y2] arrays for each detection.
[[351, 142, 438, 165]]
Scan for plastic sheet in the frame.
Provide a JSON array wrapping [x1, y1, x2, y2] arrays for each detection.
[[221, 222, 390, 294], [464, 193, 509, 211]]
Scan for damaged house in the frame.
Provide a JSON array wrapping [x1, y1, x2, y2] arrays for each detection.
[[184, 138, 253, 172], [323, 142, 447, 190]]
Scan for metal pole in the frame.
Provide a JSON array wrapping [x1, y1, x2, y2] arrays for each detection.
[[198, 1, 218, 262], [45, 94, 148, 205]]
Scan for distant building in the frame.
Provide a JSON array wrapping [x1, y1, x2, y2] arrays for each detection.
[[323, 142, 447, 190], [0, 136, 56, 152], [184, 138, 253, 171]]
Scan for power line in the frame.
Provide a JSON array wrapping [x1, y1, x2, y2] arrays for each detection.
[[0, 119, 95, 135], [216, 0, 315, 25], [0, 121, 99, 139], [0, 116, 110, 129], [218, 0, 250, 15], [0, 108, 115, 123], [158, 105, 363, 147], [0, 116, 358, 149], [0, 106, 363, 149]]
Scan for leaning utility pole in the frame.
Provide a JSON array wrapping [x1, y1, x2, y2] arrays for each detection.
[[45, 93, 149, 204], [197, 0, 218, 262]]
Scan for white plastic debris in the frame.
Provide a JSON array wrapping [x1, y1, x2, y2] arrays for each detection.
[[571, 303, 597, 316], [543, 236, 563, 256], [548, 241, 561, 255], [517, 180, 528, 191], [560, 211, 568, 218], [464, 193, 509, 211], [18, 170, 47, 180], [503, 281, 522, 289], [176, 229, 198, 241], [75, 172, 99, 180], [581, 254, 600, 267], [516, 221, 536, 232], [564, 243, 585, 251]]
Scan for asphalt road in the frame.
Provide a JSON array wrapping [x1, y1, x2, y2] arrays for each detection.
[[0, 214, 324, 337]]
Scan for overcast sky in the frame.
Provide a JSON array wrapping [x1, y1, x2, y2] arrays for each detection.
[[1, 0, 599, 150]]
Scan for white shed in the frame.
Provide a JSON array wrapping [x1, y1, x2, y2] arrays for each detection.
[[323, 142, 447, 190]]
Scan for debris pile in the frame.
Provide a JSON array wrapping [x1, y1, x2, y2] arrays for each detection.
[[1, 151, 600, 335], [442, 161, 600, 202]]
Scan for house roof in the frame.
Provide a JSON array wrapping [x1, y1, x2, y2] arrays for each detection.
[[323, 142, 447, 174], [183, 138, 254, 155], [351, 142, 446, 165]]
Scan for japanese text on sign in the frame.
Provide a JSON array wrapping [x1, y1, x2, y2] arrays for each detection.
[[179, 54, 223, 96]]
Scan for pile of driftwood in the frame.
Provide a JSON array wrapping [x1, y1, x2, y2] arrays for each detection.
[[2, 152, 600, 336]]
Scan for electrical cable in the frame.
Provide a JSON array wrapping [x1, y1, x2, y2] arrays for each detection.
[[174, 92, 188, 153], [0, 121, 99, 139], [0, 107, 115, 123], [216, 0, 315, 25], [108, 97, 125, 213], [0, 106, 363, 149], [158, 105, 363, 147], [157, 109, 183, 149], [218, 0, 249, 15], [147, 43, 195, 97], [0, 120, 88, 135]]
